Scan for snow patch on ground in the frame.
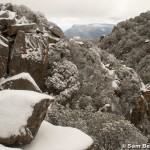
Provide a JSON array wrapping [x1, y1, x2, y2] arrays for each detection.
[[24, 121, 93, 150], [0, 90, 54, 138]]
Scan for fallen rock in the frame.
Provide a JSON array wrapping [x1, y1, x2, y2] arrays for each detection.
[[0, 72, 41, 92], [44, 32, 60, 44], [7, 23, 37, 36], [0, 90, 54, 147], [49, 26, 65, 38]]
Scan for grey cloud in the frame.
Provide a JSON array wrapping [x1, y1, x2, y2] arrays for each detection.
[[0, 0, 150, 30]]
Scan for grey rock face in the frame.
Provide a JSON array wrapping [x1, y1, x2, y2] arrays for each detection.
[[99, 11, 150, 84]]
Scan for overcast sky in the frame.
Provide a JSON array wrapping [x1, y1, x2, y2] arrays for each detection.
[[1, 0, 150, 30]]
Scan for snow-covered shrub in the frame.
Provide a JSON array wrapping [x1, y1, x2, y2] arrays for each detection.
[[47, 106, 148, 150]]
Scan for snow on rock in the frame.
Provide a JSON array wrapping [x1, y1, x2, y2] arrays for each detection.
[[145, 39, 149, 43], [20, 33, 48, 61], [0, 38, 8, 48], [0, 90, 54, 146], [10, 30, 49, 91], [0, 73, 41, 92], [0, 10, 15, 20], [44, 32, 60, 44], [145, 83, 150, 91], [101, 62, 120, 90], [112, 80, 120, 90], [141, 83, 150, 92], [0, 145, 22, 150], [122, 65, 140, 82], [24, 121, 93, 150], [7, 23, 37, 36], [70, 38, 84, 45], [0, 10, 16, 26]]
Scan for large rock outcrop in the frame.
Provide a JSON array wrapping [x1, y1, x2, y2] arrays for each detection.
[[0, 3, 64, 90], [99, 11, 150, 84]]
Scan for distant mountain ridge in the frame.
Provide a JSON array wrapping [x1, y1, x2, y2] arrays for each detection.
[[65, 23, 115, 39]]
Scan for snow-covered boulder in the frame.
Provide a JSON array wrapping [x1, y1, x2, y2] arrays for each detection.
[[0, 90, 54, 146], [0, 73, 41, 92], [24, 121, 93, 150]]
